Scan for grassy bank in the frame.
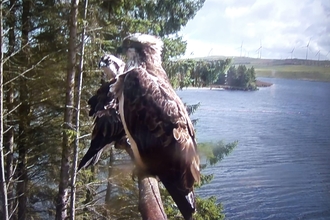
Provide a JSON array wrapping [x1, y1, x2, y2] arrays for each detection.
[[254, 65, 330, 82]]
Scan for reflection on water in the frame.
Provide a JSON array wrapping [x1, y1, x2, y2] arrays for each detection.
[[177, 78, 330, 220]]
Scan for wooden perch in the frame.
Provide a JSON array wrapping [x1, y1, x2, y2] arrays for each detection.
[[119, 141, 167, 219], [138, 176, 167, 220]]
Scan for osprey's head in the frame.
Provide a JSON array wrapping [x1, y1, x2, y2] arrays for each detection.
[[117, 33, 163, 70], [99, 54, 125, 80], [119, 33, 163, 54]]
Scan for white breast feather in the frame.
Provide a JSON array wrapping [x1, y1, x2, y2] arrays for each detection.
[[118, 92, 146, 170]]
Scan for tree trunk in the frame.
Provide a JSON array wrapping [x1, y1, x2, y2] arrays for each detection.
[[16, 61, 29, 220], [105, 148, 114, 205], [70, 0, 88, 218], [0, 2, 9, 219], [16, 0, 31, 218], [138, 177, 167, 220], [5, 62, 15, 220], [16, 106, 28, 220], [5, 0, 16, 215], [5, 85, 14, 216], [56, 0, 79, 219]]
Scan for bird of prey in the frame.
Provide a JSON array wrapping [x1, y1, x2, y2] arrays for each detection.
[[108, 33, 200, 220], [78, 55, 131, 171]]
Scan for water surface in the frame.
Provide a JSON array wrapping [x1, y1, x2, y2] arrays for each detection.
[[176, 78, 330, 220]]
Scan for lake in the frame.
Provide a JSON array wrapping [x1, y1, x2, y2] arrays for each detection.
[[176, 78, 330, 220]]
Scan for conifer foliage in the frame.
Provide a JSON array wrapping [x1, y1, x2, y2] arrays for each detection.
[[0, 0, 237, 219]]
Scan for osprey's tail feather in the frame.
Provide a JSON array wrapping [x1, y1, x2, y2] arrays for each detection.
[[161, 179, 196, 220], [78, 133, 110, 171]]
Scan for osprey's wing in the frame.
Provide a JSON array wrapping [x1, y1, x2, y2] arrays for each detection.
[[122, 67, 200, 188], [78, 83, 126, 171]]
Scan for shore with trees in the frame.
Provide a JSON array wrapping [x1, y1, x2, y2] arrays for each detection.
[[169, 56, 330, 90], [166, 59, 272, 91]]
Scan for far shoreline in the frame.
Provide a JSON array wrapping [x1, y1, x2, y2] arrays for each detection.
[[255, 80, 273, 87], [178, 79, 273, 91], [177, 76, 330, 91]]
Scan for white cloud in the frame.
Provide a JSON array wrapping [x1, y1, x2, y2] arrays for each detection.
[[224, 6, 250, 19], [184, 39, 240, 58], [180, 0, 330, 60]]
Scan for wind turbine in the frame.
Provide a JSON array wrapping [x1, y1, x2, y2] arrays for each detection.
[[256, 40, 262, 59], [238, 41, 244, 57], [289, 47, 295, 59], [315, 50, 320, 61], [305, 38, 311, 60], [208, 48, 213, 56]]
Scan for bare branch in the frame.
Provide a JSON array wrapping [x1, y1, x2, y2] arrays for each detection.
[[3, 102, 22, 117], [77, 133, 91, 140], [0, 0, 9, 4], [86, 27, 103, 33], [2, 47, 63, 87], [8, 163, 18, 183], [8, 201, 18, 219], [3, 125, 13, 134], [2, 53, 51, 86], [1, 43, 30, 64]]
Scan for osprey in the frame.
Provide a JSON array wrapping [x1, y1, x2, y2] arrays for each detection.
[[108, 33, 200, 220], [78, 56, 131, 170]]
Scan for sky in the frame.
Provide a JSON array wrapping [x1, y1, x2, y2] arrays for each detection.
[[180, 0, 330, 60]]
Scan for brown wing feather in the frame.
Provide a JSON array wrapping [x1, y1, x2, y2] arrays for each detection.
[[123, 67, 200, 189], [78, 81, 127, 170]]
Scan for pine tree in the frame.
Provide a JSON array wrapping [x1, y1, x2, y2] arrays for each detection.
[[56, 0, 80, 218]]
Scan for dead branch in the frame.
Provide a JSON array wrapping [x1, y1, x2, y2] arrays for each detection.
[[138, 176, 167, 220]]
